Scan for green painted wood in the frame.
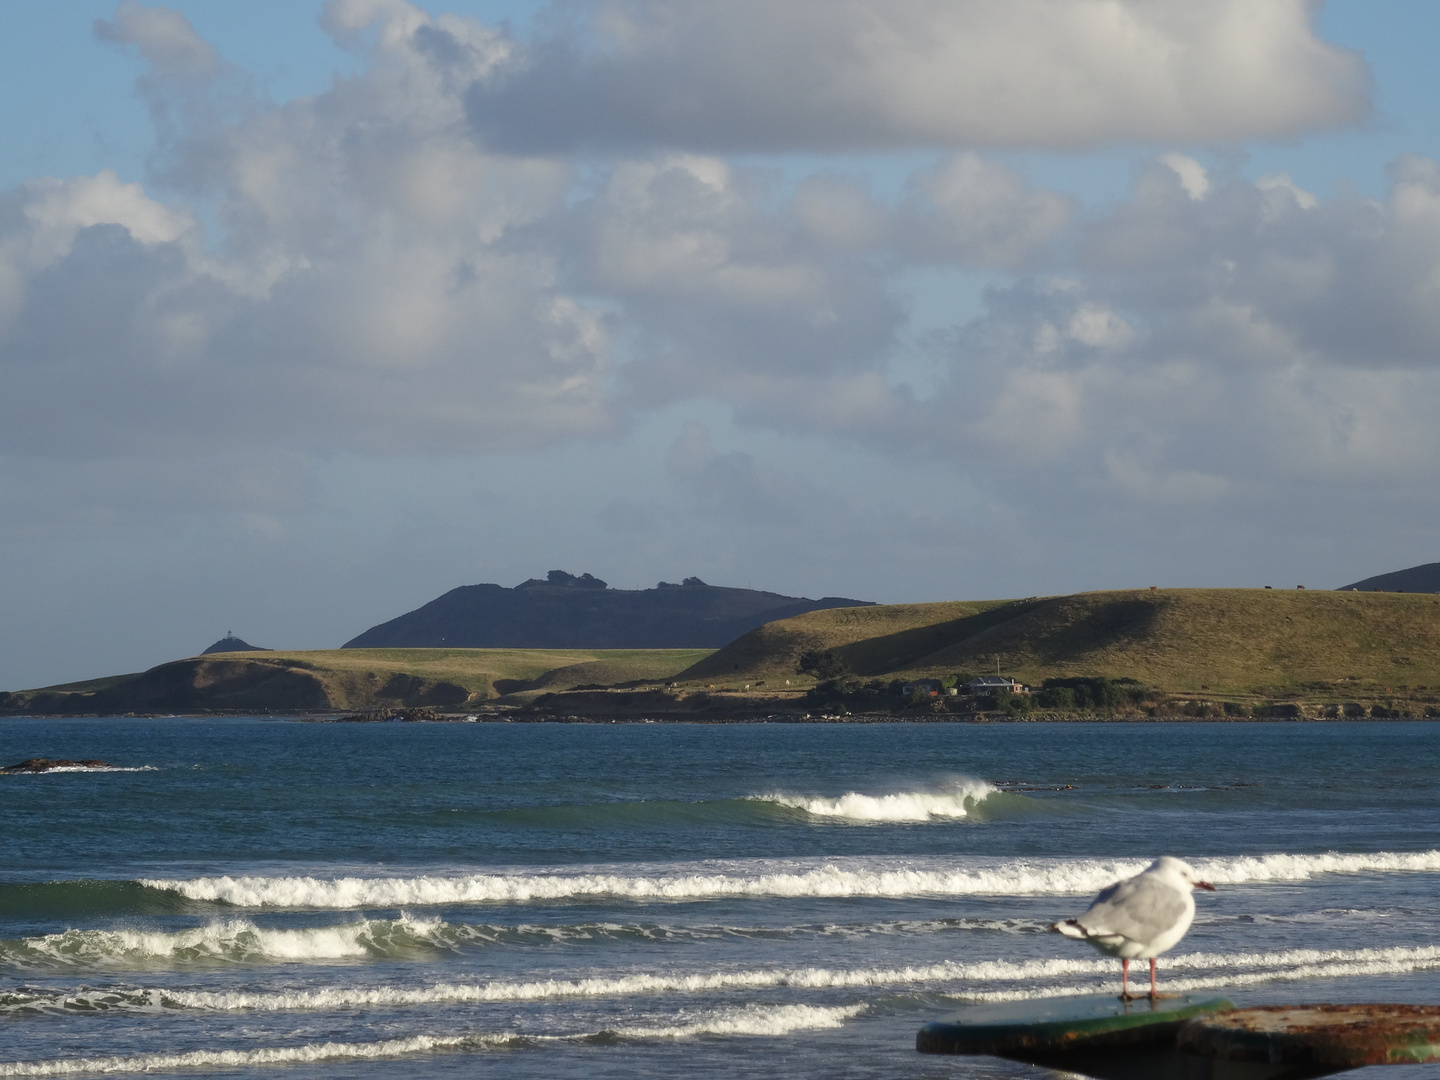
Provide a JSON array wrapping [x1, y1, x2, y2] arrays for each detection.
[[917, 994, 1235, 1056]]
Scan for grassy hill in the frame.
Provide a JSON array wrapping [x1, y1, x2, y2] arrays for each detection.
[[10, 588, 1440, 717], [677, 588, 1440, 701], [1, 648, 712, 715]]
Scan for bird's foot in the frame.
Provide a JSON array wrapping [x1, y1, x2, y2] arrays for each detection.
[[1147, 992, 1182, 1001], [1117, 992, 1139, 1002]]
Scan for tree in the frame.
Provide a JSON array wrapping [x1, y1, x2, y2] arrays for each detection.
[[797, 648, 850, 680]]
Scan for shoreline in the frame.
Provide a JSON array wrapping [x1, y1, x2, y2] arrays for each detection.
[[5, 708, 1440, 723]]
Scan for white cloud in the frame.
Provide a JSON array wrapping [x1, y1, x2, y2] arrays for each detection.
[[94, 1, 221, 81], [894, 154, 1440, 514], [900, 154, 1072, 268], [466, 0, 1367, 152], [1, 2, 617, 459], [6, 1, 1440, 659], [1257, 171, 1319, 212], [1159, 153, 1210, 201]]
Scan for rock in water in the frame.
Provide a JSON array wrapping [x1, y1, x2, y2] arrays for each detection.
[[2, 758, 114, 773]]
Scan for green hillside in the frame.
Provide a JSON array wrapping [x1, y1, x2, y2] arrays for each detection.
[[9, 588, 1439, 717], [677, 589, 1440, 699], [1, 648, 712, 715]]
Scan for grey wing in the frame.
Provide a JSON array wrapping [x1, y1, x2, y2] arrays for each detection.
[[1090, 879, 1124, 906], [1076, 875, 1187, 941]]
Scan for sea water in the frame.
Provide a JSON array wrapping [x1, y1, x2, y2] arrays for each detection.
[[2, 718, 1440, 1078]]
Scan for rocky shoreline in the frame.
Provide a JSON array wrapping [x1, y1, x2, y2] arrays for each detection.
[[6, 695, 1440, 723]]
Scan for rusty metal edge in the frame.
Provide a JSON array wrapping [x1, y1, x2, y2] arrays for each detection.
[[1176, 1005, 1440, 1068]]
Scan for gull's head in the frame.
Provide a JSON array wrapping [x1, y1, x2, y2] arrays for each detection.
[[1150, 856, 1216, 891]]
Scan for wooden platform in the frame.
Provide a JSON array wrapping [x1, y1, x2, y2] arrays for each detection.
[[917, 997, 1440, 1079]]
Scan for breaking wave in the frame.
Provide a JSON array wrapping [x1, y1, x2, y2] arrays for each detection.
[[10, 945, 1440, 1018], [749, 779, 996, 822], [0, 914, 1044, 971], [962, 943, 1440, 1002], [137, 849, 1440, 908], [0, 1004, 864, 1074], [0, 915, 449, 970]]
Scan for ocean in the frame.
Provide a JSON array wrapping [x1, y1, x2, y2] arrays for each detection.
[[3, 718, 1440, 1078]]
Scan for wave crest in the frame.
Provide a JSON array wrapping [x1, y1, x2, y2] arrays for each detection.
[[751, 779, 996, 822], [0, 915, 449, 970], [0, 1005, 864, 1074], [138, 850, 1440, 909], [11, 945, 1440, 1018]]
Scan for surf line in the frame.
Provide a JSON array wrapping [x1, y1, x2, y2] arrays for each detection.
[[23, 945, 1439, 1015], [0, 1005, 864, 1075], [136, 849, 1440, 907]]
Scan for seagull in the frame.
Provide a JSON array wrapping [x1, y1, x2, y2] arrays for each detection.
[[1052, 856, 1215, 999]]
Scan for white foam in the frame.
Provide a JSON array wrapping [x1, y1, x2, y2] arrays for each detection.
[[80, 944, 1440, 1014], [1197, 851, 1440, 883], [963, 947, 1440, 1002], [140, 850, 1440, 908], [156, 960, 1074, 1011], [752, 779, 996, 822], [0, 1034, 488, 1076], [0, 913, 1046, 973], [0, 915, 448, 969], [607, 1003, 864, 1039], [3, 766, 156, 775], [0, 1005, 863, 1075]]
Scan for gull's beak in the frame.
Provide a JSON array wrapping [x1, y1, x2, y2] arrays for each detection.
[[1195, 880, 1216, 891]]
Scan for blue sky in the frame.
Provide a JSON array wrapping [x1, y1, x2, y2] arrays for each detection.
[[4, 1, 1440, 688]]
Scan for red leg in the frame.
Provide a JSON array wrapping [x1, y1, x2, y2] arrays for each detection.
[[1121, 958, 1130, 998], [1149, 957, 1158, 998]]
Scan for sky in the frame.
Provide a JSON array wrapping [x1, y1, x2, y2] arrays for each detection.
[[4, 0, 1440, 689]]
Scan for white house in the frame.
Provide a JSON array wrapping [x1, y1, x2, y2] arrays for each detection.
[[965, 676, 1029, 695]]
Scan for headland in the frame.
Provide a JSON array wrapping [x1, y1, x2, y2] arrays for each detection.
[[5, 588, 1440, 720]]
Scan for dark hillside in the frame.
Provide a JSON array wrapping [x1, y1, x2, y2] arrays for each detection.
[[344, 573, 872, 649], [201, 634, 267, 654], [1341, 562, 1440, 592]]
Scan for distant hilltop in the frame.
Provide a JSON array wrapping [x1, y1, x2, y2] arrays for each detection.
[[343, 571, 874, 649], [200, 634, 268, 655], [1340, 562, 1440, 593]]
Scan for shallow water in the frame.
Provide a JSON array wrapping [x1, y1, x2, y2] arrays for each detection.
[[2, 719, 1439, 1078]]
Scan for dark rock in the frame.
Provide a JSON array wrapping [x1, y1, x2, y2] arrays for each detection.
[[2, 758, 113, 773], [329, 707, 445, 723], [376, 675, 471, 706], [1259, 703, 1305, 718]]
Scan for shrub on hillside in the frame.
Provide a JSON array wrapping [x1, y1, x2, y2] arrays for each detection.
[[797, 648, 850, 680], [1038, 676, 1149, 711]]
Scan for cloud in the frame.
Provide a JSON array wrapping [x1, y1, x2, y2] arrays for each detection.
[[94, 2, 221, 82], [1086, 154, 1440, 369], [1, 2, 622, 460], [465, 0, 1368, 153], [1159, 153, 1210, 201], [887, 155, 1440, 512], [566, 153, 908, 416], [0, 3, 1425, 544], [898, 154, 1073, 268]]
